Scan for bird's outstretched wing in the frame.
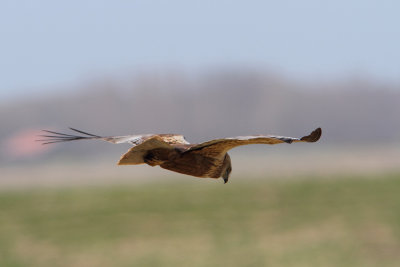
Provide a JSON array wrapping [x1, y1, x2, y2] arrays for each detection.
[[38, 127, 155, 145], [38, 128, 189, 146], [38, 128, 190, 165], [186, 128, 322, 157]]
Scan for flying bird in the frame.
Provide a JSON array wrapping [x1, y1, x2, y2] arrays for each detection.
[[39, 127, 322, 183]]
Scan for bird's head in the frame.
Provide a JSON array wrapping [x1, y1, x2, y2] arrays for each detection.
[[222, 154, 232, 184]]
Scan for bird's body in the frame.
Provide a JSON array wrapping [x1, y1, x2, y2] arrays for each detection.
[[39, 127, 321, 183], [144, 146, 230, 179]]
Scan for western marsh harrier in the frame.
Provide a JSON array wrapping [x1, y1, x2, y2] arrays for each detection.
[[39, 127, 321, 183]]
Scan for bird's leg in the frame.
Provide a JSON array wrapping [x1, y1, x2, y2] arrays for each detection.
[[144, 152, 163, 166]]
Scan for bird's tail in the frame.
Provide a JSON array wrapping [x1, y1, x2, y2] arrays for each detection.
[[37, 128, 103, 145]]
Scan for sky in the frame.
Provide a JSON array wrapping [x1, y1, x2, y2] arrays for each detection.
[[1, 0, 400, 100]]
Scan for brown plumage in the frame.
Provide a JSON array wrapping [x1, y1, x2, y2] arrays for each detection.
[[39, 127, 322, 183]]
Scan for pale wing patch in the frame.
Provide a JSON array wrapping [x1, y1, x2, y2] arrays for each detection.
[[103, 134, 153, 145], [157, 134, 190, 145], [104, 134, 190, 145]]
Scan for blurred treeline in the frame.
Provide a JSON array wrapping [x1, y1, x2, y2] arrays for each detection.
[[1, 69, 399, 163]]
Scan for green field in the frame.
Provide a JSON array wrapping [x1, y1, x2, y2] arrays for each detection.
[[1, 173, 400, 267]]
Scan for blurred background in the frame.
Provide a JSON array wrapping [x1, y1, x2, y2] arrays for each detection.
[[1, 1, 400, 266]]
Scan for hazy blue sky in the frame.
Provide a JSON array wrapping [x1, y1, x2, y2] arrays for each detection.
[[1, 0, 399, 99]]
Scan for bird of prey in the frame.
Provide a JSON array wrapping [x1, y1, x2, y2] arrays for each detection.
[[39, 127, 321, 183]]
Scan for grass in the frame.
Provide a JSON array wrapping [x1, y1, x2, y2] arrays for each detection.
[[1, 173, 400, 267]]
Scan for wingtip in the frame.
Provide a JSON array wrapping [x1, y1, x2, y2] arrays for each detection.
[[300, 127, 322, 143], [68, 127, 101, 137]]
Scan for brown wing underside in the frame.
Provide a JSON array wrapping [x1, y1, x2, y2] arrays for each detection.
[[186, 128, 322, 157]]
